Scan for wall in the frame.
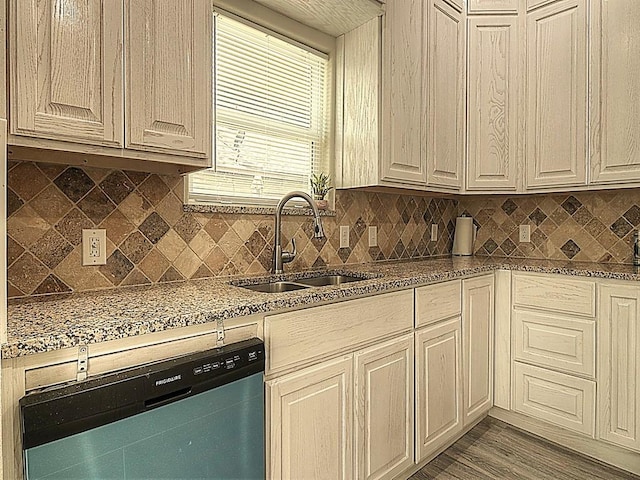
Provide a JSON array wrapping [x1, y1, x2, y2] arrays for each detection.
[[459, 189, 640, 264], [7, 162, 457, 298]]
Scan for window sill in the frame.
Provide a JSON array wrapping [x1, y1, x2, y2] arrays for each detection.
[[183, 203, 336, 217]]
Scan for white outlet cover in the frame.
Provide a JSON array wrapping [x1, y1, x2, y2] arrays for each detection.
[[340, 225, 350, 249], [368, 226, 378, 247], [82, 229, 107, 265], [431, 224, 438, 241], [519, 224, 531, 243]]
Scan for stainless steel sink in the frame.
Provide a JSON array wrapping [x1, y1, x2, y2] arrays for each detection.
[[239, 281, 309, 293], [232, 272, 376, 293], [295, 274, 364, 287]]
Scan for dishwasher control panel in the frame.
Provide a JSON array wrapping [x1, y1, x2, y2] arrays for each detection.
[[192, 341, 264, 376]]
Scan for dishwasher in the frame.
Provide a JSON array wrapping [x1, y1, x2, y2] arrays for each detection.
[[20, 338, 265, 480]]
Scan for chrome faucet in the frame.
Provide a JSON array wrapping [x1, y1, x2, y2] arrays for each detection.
[[273, 191, 325, 274]]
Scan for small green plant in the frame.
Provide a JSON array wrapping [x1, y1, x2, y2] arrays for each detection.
[[310, 172, 333, 199]]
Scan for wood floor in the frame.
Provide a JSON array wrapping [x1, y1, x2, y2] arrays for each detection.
[[410, 417, 639, 480]]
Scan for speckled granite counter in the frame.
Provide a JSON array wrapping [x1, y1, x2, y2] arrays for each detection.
[[5, 257, 640, 359]]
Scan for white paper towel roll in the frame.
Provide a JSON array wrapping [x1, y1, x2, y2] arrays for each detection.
[[452, 216, 476, 256]]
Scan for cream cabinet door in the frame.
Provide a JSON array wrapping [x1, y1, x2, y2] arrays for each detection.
[[267, 356, 353, 480], [462, 275, 494, 425], [426, 0, 465, 190], [10, 0, 123, 146], [598, 284, 640, 452], [467, 16, 519, 191], [525, 0, 587, 189], [380, 0, 427, 185], [354, 334, 414, 480], [415, 317, 463, 462], [590, 0, 640, 185], [126, 0, 211, 159]]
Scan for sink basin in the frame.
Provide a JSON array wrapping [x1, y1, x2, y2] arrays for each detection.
[[232, 271, 377, 293], [295, 274, 365, 287], [239, 281, 309, 293]]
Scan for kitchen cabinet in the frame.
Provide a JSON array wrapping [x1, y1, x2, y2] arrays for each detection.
[[415, 280, 463, 462], [7, 0, 211, 174], [466, 16, 519, 191], [525, 0, 587, 189], [267, 356, 354, 480], [589, 0, 640, 185], [425, 0, 465, 190], [381, 0, 426, 185], [354, 334, 414, 480], [509, 273, 598, 436], [340, 0, 464, 193], [462, 275, 494, 425], [415, 317, 463, 462], [126, 0, 210, 158], [598, 284, 640, 452], [10, 0, 123, 146], [265, 291, 414, 479]]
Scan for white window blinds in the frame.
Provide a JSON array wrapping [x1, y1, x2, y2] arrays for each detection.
[[188, 13, 330, 206]]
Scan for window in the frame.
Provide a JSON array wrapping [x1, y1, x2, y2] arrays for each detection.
[[188, 12, 331, 206]]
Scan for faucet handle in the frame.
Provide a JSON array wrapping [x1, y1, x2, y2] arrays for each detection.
[[282, 238, 296, 264]]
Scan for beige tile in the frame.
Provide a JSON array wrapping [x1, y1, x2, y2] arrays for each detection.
[[8, 252, 49, 294], [189, 230, 215, 261], [7, 205, 50, 248], [118, 192, 153, 227], [156, 192, 184, 227], [30, 185, 74, 225], [156, 229, 187, 262], [204, 246, 229, 274], [138, 250, 170, 282], [218, 229, 242, 259], [100, 210, 135, 246], [173, 247, 201, 279]]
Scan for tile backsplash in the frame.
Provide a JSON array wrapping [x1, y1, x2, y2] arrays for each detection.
[[459, 189, 640, 264], [7, 162, 457, 298]]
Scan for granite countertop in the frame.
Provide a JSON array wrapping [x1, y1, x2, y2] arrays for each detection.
[[5, 257, 640, 359]]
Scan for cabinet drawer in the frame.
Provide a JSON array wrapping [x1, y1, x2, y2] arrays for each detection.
[[415, 280, 462, 327], [514, 310, 595, 377], [513, 362, 596, 436], [513, 273, 595, 317], [265, 290, 413, 375]]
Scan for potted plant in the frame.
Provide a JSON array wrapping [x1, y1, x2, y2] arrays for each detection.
[[310, 172, 333, 209]]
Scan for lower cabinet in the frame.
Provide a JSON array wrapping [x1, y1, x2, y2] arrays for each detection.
[[462, 275, 495, 426], [267, 356, 354, 480], [267, 334, 414, 480], [598, 284, 640, 452], [415, 317, 463, 462], [355, 335, 415, 480]]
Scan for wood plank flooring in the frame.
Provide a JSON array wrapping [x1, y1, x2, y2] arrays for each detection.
[[410, 417, 639, 480]]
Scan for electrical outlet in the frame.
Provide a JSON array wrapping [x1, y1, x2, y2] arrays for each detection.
[[82, 229, 107, 265], [431, 224, 438, 241], [519, 224, 531, 243], [340, 226, 350, 248], [368, 226, 378, 247]]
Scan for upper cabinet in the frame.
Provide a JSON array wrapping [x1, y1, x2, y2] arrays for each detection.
[[425, 0, 465, 190], [589, 0, 640, 185], [8, 0, 212, 174], [10, 0, 123, 147], [466, 16, 519, 191], [381, 0, 426, 185], [525, 0, 587, 189], [126, 0, 210, 158], [340, 0, 463, 193]]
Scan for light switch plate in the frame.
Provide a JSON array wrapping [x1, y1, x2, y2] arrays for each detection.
[[82, 229, 107, 265], [368, 226, 377, 247], [431, 224, 438, 241], [519, 225, 531, 243], [340, 226, 350, 248]]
